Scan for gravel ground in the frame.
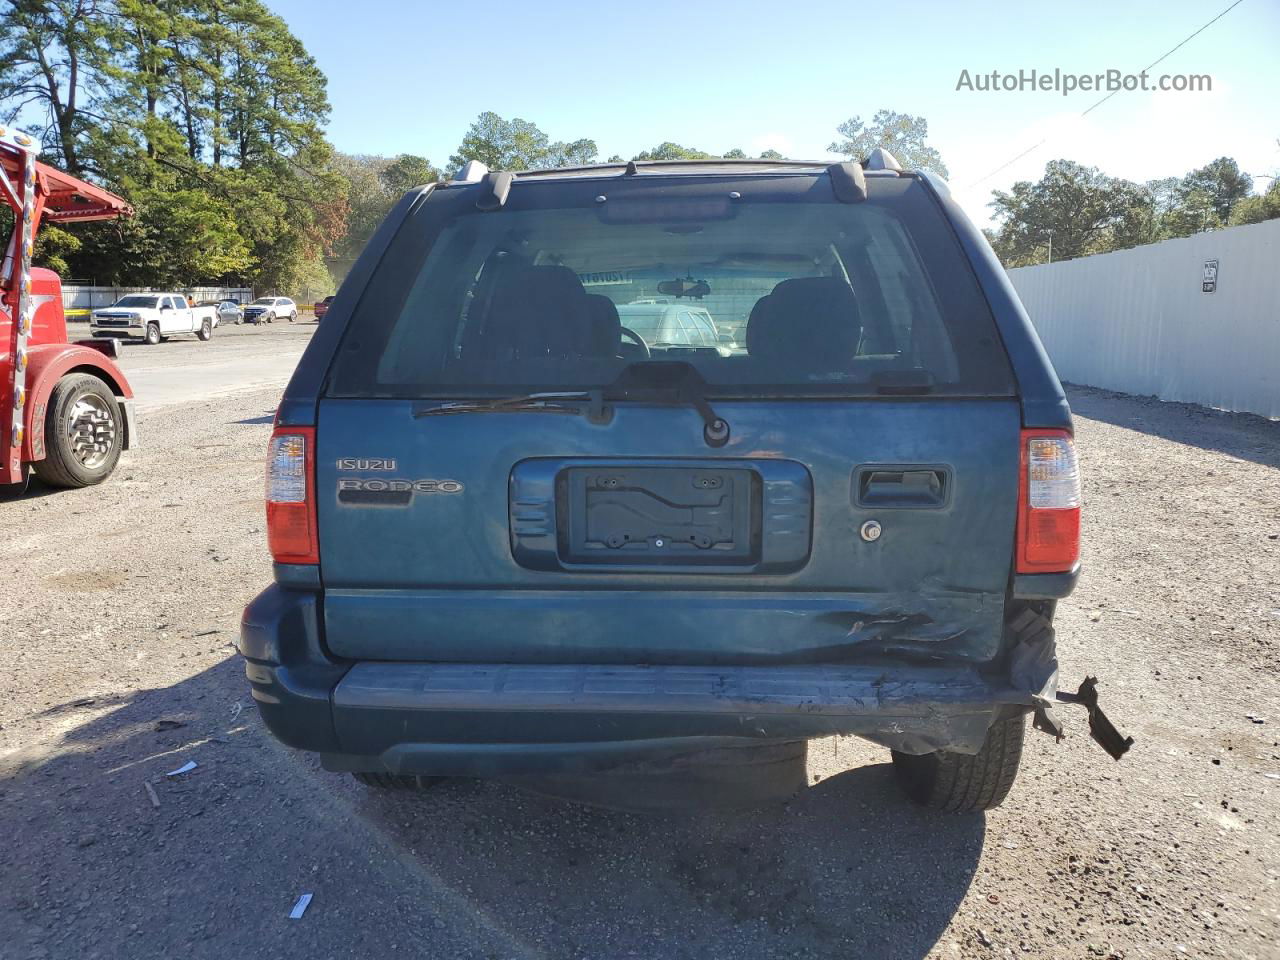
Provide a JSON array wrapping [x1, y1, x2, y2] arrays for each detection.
[[0, 345, 1277, 960]]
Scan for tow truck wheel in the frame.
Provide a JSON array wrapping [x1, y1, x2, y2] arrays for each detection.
[[144, 323, 161, 345], [197, 317, 213, 341], [35, 374, 123, 488], [890, 711, 1026, 812], [351, 772, 446, 791]]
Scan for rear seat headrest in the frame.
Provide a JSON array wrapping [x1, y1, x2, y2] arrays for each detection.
[[746, 277, 860, 368], [484, 265, 591, 359], [584, 295, 622, 357]]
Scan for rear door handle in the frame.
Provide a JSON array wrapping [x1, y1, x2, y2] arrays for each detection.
[[855, 467, 949, 508]]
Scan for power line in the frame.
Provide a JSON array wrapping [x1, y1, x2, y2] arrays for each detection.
[[966, 0, 1248, 189]]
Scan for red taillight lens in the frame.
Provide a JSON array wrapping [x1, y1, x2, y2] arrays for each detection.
[[266, 426, 318, 564], [1016, 429, 1081, 574]]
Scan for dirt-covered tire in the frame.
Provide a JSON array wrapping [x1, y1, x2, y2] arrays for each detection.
[[197, 317, 213, 341], [351, 772, 446, 791], [144, 322, 161, 345], [34, 374, 123, 488], [891, 712, 1026, 812]]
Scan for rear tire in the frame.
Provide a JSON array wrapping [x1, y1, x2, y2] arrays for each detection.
[[144, 323, 160, 345], [351, 772, 446, 791], [197, 317, 212, 341], [891, 712, 1026, 812], [35, 374, 123, 488]]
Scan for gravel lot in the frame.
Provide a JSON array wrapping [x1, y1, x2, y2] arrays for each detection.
[[1, 329, 1277, 960]]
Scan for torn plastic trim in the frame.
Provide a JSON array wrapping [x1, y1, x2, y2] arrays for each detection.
[[1052, 677, 1135, 760], [1007, 603, 1133, 760]]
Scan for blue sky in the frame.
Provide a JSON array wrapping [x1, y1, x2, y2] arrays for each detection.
[[268, 0, 1279, 225]]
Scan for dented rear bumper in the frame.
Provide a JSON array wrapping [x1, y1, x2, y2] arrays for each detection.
[[239, 585, 1130, 777]]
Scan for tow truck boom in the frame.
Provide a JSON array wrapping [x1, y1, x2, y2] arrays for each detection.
[[1, 125, 135, 487]]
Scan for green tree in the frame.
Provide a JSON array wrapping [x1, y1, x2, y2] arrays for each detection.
[[1230, 179, 1280, 225], [449, 112, 548, 171], [632, 141, 715, 161], [1181, 157, 1253, 223], [0, 0, 112, 174], [988, 160, 1146, 266], [2, 0, 341, 291], [546, 138, 598, 167], [1162, 187, 1222, 237], [380, 153, 442, 194], [829, 110, 947, 176], [723, 148, 747, 159], [758, 148, 785, 160]]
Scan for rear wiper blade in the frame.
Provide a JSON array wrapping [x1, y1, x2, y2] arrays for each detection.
[[413, 391, 612, 423], [606, 360, 730, 448]]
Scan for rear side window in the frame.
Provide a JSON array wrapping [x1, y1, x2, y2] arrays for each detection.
[[328, 175, 1013, 398]]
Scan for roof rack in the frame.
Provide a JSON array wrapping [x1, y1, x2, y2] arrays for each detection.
[[442, 154, 914, 189], [452, 160, 489, 183], [863, 148, 903, 172]]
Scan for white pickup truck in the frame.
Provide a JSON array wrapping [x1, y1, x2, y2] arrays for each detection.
[[90, 293, 219, 345]]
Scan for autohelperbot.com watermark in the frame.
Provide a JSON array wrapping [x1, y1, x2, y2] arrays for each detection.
[[956, 68, 1212, 95]]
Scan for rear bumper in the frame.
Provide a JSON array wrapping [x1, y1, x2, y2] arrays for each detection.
[[239, 585, 1037, 776]]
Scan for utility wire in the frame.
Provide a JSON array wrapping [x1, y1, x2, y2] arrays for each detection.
[[966, 0, 1248, 189]]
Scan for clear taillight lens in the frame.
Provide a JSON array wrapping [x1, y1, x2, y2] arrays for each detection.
[[266, 427, 317, 564], [266, 434, 307, 502], [1017, 430, 1081, 574]]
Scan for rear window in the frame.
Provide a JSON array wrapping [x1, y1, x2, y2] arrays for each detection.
[[328, 174, 1013, 398]]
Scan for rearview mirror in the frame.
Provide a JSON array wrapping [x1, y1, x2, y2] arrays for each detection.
[[656, 278, 711, 300]]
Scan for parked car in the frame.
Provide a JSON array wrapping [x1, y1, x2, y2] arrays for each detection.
[[240, 154, 1129, 811], [616, 301, 734, 355], [313, 295, 335, 320], [90, 292, 218, 345], [198, 299, 243, 326], [242, 296, 297, 324]]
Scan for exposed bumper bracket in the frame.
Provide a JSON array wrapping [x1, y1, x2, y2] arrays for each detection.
[[1046, 676, 1134, 760]]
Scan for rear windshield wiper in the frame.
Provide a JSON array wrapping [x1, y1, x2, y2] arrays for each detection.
[[413, 391, 612, 423], [605, 360, 730, 448]]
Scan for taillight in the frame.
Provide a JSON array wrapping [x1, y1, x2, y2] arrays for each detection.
[[266, 426, 318, 564], [1016, 429, 1081, 574]]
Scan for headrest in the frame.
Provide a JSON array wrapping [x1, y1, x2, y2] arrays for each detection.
[[583, 295, 622, 358], [745, 277, 860, 368], [485, 265, 590, 359]]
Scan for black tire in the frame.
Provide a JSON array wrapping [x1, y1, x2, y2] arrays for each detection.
[[144, 322, 161, 345], [197, 317, 213, 341], [35, 374, 123, 488], [351, 771, 446, 791], [289, 310, 297, 322], [891, 712, 1026, 812]]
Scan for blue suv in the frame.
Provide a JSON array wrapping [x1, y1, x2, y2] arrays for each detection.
[[240, 153, 1129, 811]]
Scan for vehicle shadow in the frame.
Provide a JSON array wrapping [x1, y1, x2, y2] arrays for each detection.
[[1, 473, 79, 500], [360, 762, 986, 959], [1067, 384, 1280, 470], [1, 657, 984, 960]]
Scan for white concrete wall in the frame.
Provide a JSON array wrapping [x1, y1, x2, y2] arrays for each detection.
[[1007, 218, 1280, 419]]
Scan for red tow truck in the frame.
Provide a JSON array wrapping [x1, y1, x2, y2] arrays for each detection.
[[2, 126, 137, 491]]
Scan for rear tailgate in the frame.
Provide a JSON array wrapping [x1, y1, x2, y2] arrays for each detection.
[[316, 396, 1019, 665]]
